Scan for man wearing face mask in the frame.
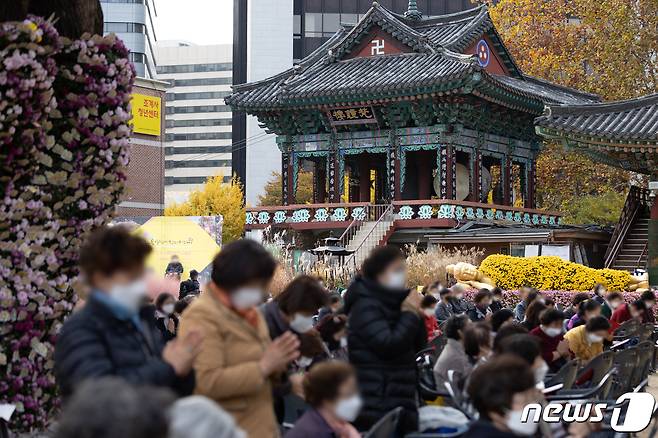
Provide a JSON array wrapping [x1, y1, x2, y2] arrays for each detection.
[[467, 355, 541, 437], [449, 284, 471, 315], [179, 239, 301, 438], [344, 246, 426, 434], [260, 275, 329, 422], [54, 226, 200, 399]]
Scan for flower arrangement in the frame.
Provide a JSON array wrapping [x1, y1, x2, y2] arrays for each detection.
[[0, 17, 134, 431], [479, 254, 631, 292]]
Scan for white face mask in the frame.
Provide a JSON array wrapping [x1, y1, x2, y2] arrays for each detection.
[[541, 325, 562, 337], [610, 301, 621, 309], [587, 333, 604, 344], [384, 270, 406, 289], [162, 303, 175, 315], [297, 356, 313, 368], [108, 278, 147, 313], [334, 395, 363, 422], [289, 313, 314, 333], [423, 308, 436, 317], [534, 361, 549, 385], [231, 287, 263, 310], [506, 408, 539, 436], [340, 337, 348, 348], [455, 293, 463, 300]]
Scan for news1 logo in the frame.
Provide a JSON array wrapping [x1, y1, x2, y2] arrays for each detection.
[[522, 393, 656, 432]]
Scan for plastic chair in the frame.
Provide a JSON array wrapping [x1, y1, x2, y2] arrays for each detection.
[[416, 348, 449, 401], [638, 323, 655, 342], [630, 340, 654, 387], [430, 335, 448, 363], [364, 407, 403, 438], [546, 371, 613, 401], [544, 359, 579, 390], [574, 351, 614, 388], [613, 319, 640, 340], [608, 347, 639, 399]]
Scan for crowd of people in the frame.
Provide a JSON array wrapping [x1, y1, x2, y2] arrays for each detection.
[[50, 225, 657, 438]]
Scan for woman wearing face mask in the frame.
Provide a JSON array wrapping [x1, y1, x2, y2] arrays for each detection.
[[529, 309, 570, 372], [154, 293, 178, 342], [286, 361, 362, 438], [344, 245, 425, 433], [179, 239, 300, 438], [54, 226, 200, 399], [601, 292, 623, 319], [317, 314, 349, 361], [567, 299, 601, 330], [467, 355, 541, 437], [591, 283, 607, 305], [563, 316, 610, 362], [420, 295, 441, 341]]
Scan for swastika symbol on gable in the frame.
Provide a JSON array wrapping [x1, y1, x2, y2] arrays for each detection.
[[371, 39, 385, 56]]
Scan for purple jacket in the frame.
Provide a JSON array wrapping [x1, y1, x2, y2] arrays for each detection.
[[285, 408, 336, 438]]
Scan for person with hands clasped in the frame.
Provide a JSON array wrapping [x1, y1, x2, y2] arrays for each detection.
[[178, 239, 299, 438], [344, 246, 426, 434], [54, 226, 199, 399]]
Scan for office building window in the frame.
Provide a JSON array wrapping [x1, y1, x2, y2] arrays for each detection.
[[129, 52, 146, 63], [166, 91, 230, 101], [165, 159, 232, 169], [165, 146, 232, 155], [304, 13, 323, 37], [103, 22, 145, 34], [165, 175, 231, 185], [157, 62, 233, 74], [165, 105, 230, 114], [166, 132, 232, 141], [165, 118, 232, 128], [167, 77, 232, 87]]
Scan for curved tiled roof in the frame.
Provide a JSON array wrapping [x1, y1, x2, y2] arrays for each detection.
[[536, 94, 658, 141], [226, 3, 597, 113]]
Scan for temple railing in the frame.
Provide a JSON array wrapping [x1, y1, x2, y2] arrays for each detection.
[[604, 186, 651, 268], [245, 200, 562, 228]]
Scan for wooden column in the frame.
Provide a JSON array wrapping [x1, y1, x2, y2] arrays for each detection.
[[328, 150, 339, 203], [314, 160, 327, 204], [281, 152, 294, 205], [471, 150, 482, 202], [358, 155, 370, 202], [502, 155, 512, 205], [445, 144, 456, 199], [525, 161, 536, 209]]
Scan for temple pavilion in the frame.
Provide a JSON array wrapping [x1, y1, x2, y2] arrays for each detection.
[[226, 2, 618, 266]]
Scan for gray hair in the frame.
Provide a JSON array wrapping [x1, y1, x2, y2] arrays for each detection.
[[54, 378, 175, 438], [169, 396, 246, 438]]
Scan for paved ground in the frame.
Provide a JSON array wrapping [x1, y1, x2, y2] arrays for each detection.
[[639, 373, 658, 438]]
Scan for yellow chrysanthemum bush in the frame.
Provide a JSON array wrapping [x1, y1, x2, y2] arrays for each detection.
[[479, 255, 631, 292]]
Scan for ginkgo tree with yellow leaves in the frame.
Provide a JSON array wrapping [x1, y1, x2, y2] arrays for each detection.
[[165, 175, 246, 242], [481, 0, 658, 224]]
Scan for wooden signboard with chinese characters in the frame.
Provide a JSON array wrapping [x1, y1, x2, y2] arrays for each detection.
[[327, 106, 377, 126]]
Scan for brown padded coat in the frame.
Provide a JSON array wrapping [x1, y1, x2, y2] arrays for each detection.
[[178, 292, 278, 438]]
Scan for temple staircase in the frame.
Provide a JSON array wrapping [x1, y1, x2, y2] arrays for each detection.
[[605, 186, 651, 272], [341, 205, 395, 268]]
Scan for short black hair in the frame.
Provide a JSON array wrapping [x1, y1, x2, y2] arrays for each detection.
[[445, 314, 469, 340], [361, 245, 404, 280], [577, 299, 601, 316], [606, 292, 623, 301], [491, 287, 503, 296], [439, 287, 451, 298], [421, 295, 438, 308], [275, 275, 328, 315], [329, 294, 341, 304], [189, 269, 198, 279], [474, 289, 492, 304], [493, 323, 528, 353], [79, 225, 152, 281], [155, 293, 175, 309], [174, 299, 191, 315], [631, 299, 647, 311], [498, 334, 541, 365], [571, 292, 590, 306], [491, 309, 515, 332], [539, 308, 565, 326], [211, 239, 276, 290], [640, 291, 656, 302], [544, 298, 555, 307], [468, 355, 535, 420], [524, 291, 539, 305], [585, 315, 610, 332], [464, 322, 492, 357]]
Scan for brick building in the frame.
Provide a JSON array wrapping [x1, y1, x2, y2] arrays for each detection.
[[117, 77, 167, 217]]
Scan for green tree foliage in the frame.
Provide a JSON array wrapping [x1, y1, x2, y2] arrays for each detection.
[[258, 171, 314, 206]]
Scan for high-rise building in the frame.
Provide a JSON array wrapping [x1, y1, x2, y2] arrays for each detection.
[[101, 0, 158, 79], [232, 0, 475, 205], [156, 42, 233, 205]]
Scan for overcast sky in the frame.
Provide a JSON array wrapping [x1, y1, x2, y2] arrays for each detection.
[[156, 0, 233, 46]]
